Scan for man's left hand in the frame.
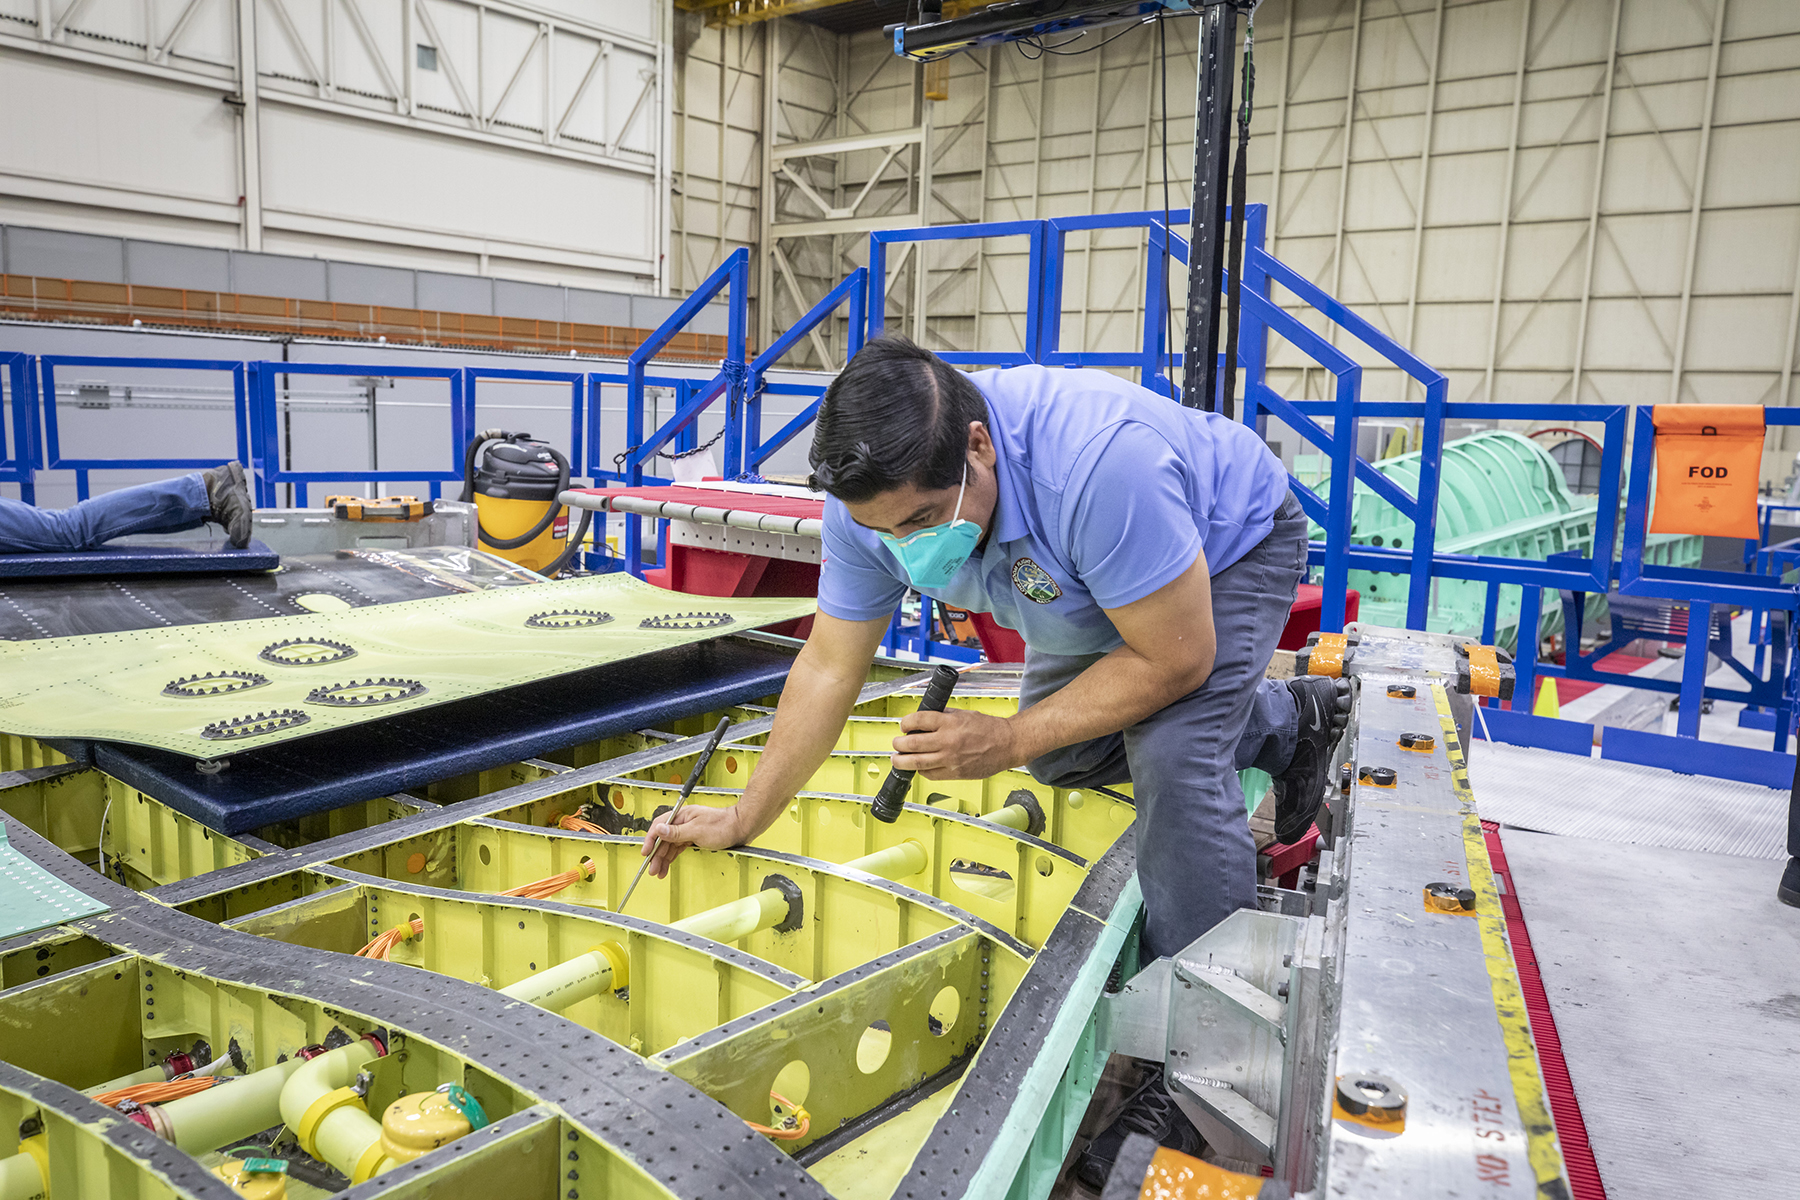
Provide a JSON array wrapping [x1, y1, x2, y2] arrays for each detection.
[[891, 708, 1024, 779]]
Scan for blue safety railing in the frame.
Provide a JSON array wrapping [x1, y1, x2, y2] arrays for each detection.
[[0, 352, 38, 503], [246, 361, 467, 507], [464, 367, 586, 477], [746, 268, 867, 474], [39, 355, 249, 501], [7, 207, 1799, 784], [870, 222, 1047, 365]]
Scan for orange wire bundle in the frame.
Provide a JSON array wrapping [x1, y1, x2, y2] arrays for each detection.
[[502, 857, 597, 900], [558, 813, 606, 835], [356, 918, 424, 960], [92, 1076, 218, 1108], [746, 1091, 810, 1141]]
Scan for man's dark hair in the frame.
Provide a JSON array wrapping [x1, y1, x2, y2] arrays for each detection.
[[808, 335, 989, 503]]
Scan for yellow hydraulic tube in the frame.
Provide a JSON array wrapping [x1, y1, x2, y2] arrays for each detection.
[[668, 887, 792, 944], [499, 838, 931, 1013], [278, 1039, 395, 1184], [843, 839, 928, 881], [155, 1057, 307, 1154], [498, 949, 618, 1011], [0, 1135, 45, 1200], [984, 804, 1032, 832]]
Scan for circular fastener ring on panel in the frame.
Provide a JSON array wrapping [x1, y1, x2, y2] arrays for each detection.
[[1335, 1073, 1407, 1132], [163, 671, 270, 698], [305, 678, 428, 707], [259, 638, 358, 667], [525, 609, 614, 629], [201, 709, 310, 741], [1397, 733, 1435, 753], [1357, 765, 1397, 788], [640, 611, 735, 631], [1386, 684, 1416, 698]]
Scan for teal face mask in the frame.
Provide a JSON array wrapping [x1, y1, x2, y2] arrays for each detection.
[[877, 466, 981, 589]]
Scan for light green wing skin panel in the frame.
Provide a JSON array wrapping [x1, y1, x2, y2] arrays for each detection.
[[0, 820, 108, 937], [0, 574, 813, 758]]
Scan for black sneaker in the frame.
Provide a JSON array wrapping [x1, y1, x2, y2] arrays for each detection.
[[1073, 1071, 1202, 1191], [1781, 858, 1800, 908], [204, 462, 252, 548], [1275, 676, 1350, 845]]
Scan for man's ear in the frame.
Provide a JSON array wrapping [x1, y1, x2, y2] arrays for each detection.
[[968, 421, 997, 465]]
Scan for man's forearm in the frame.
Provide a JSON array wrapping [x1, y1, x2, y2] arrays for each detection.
[[1006, 645, 1208, 764], [734, 650, 870, 841]]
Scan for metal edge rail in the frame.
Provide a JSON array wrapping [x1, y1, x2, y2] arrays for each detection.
[[560, 488, 824, 538]]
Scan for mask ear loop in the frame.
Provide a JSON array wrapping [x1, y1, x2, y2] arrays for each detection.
[[948, 463, 969, 526]]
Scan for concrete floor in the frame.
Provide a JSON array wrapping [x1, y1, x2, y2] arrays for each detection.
[[1500, 828, 1800, 1199]]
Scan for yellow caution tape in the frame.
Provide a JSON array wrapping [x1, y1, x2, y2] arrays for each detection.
[[1433, 685, 1569, 1197]]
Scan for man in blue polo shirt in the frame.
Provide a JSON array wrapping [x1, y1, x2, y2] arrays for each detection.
[[642, 335, 1342, 1181]]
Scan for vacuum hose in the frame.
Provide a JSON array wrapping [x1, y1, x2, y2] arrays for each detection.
[[461, 429, 575, 556]]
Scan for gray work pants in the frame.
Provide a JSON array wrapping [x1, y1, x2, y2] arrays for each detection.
[[1022, 494, 1310, 959]]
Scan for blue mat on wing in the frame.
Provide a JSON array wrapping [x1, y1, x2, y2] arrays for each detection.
[[82, 636, 795, 834], [0, 540, 278, 578]]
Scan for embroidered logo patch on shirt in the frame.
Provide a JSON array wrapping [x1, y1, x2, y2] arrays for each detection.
[[1011, 558, 1061, 604]]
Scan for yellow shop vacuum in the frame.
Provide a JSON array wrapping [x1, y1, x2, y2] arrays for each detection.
[[459, 429, 590, 575]]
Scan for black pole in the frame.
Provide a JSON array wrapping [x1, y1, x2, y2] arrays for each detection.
[[1182, 1, 1239, 412], [1220, 12, 1254, 423]]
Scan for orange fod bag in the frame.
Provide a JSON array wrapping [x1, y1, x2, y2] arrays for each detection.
[[1648, 404, 1764, 539]]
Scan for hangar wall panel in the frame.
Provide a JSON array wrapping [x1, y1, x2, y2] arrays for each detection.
[[760, 0, 1800, 480], [0, 0, 669, 294]]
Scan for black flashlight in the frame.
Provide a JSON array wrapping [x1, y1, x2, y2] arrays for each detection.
[[871, 664, 961, 823]]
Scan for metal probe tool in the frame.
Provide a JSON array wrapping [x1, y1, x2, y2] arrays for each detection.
[[618, 714, 733, 912], [871, 664, 961, 823]]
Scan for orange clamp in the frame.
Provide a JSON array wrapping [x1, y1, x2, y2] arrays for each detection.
[[1307, 633, 1348, 679], [1463, 644, 1501, 698]]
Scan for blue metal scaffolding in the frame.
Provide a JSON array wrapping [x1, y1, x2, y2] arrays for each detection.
[[3, 206, 1795, 784]]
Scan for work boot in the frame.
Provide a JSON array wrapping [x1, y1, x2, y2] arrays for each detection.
[[1274, 675, 1351, 845], [1781, 858, 1800, 908], [1073, 1071, 1202, 1192], [204, 462, 253, 549]]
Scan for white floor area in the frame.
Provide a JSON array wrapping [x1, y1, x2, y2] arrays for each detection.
[[1500, 828, 1800, 1200], [1466, 740, 1789, 859]]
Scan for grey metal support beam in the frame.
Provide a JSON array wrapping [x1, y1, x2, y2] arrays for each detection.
[[233, 0, 262, 252], [1667, 0, 1728, 407], [1399, 0, 1446, 405], [1569, 0, 1622, 409], [1480, 0, 1533, 404], [1265, 0, 1294, 266]]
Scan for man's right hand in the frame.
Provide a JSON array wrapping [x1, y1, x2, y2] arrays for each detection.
[[641, 803, 748, 880], [636, 611, 889, 885]]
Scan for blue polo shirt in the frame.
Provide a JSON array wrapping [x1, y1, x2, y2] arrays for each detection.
[[817, 365, 1290, 657]]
